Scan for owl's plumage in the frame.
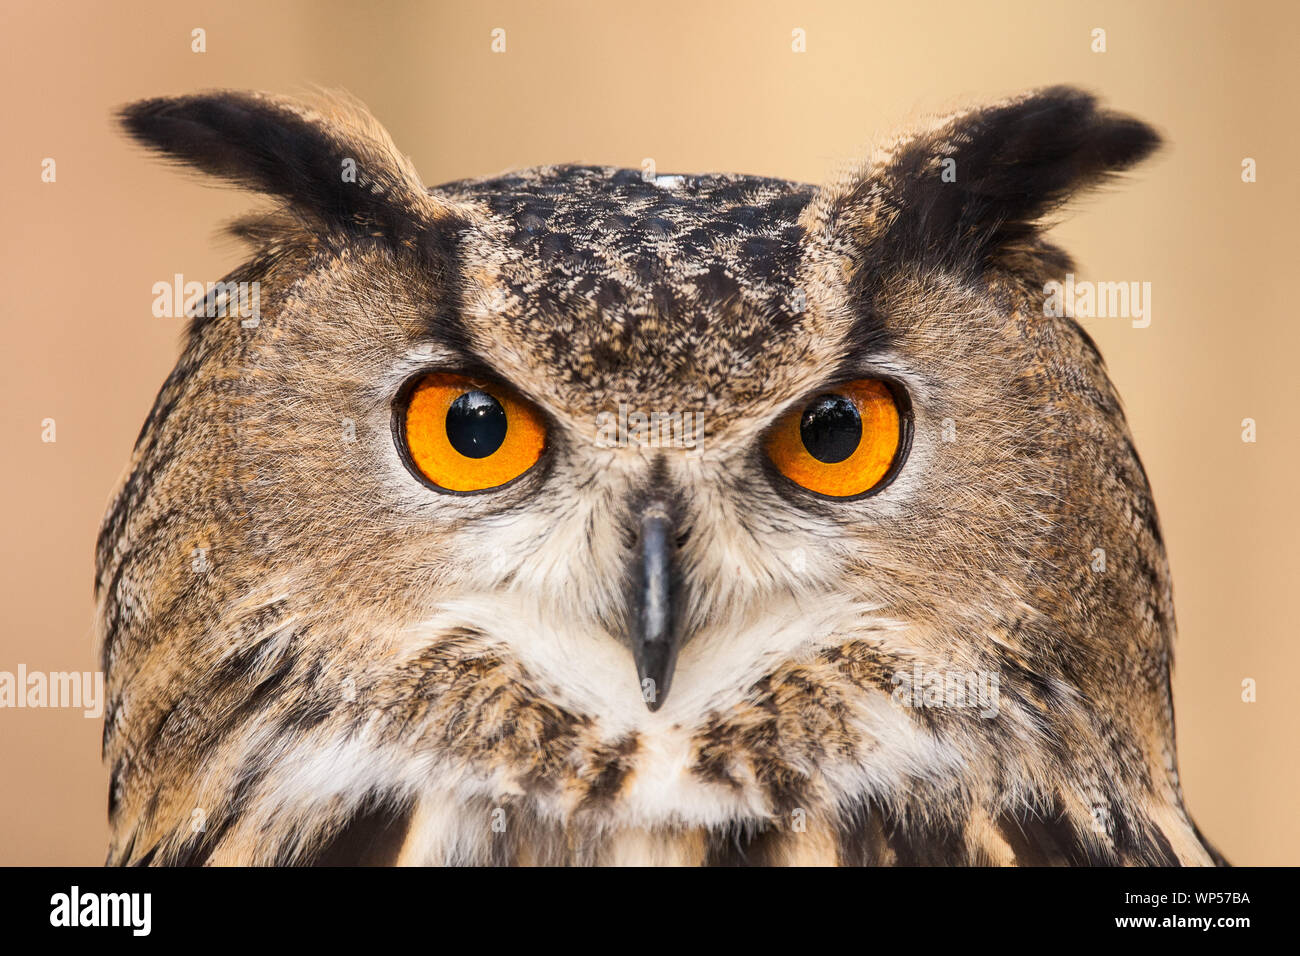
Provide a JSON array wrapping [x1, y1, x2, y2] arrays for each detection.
[[98, 87, 1224, 866]]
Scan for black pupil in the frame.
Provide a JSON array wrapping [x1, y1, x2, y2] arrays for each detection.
[[799, 394, 862, 464], [446, 390, 507, 459]]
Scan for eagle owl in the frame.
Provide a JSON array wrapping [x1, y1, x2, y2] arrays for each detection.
[[99, 86, 1225, 866]]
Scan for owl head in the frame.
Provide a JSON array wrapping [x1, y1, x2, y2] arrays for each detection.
[[98, 87, 1220, 865]]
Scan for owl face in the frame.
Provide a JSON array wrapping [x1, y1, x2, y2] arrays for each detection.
[[99, 89, 1220, 866], [285, 165, 924, 720]]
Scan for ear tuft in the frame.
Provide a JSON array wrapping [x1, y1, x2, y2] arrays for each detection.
[[118, 91, 462, 244], [832, 87, 1161, 274]]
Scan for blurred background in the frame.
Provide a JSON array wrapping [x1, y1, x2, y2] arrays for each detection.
[[1, 0, 1295, 864]]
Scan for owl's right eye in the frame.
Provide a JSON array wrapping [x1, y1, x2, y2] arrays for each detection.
[[396, 372, 546, 492]]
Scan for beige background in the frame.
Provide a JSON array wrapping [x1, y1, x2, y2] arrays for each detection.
[[1, 0, 1295, 865]]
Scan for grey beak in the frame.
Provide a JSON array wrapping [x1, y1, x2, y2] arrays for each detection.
[[629, 498, 684, 711]]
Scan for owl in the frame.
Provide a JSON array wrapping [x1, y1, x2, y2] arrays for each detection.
[[98, 86, 1225, 866]]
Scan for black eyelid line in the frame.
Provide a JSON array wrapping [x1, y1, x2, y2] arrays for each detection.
[[760, 370, 911, 438], [398, 361, 557, 423]]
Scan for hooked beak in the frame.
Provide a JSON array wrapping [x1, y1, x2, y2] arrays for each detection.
[[629, 497, 685, 711]]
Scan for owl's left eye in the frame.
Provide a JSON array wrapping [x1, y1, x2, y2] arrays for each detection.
[[396, 372, 546, 492], [764, 378, 909, 498]]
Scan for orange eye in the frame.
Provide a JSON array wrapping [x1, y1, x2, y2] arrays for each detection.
[[399, 372, 546, 492], [765, 379, 906, 498]]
